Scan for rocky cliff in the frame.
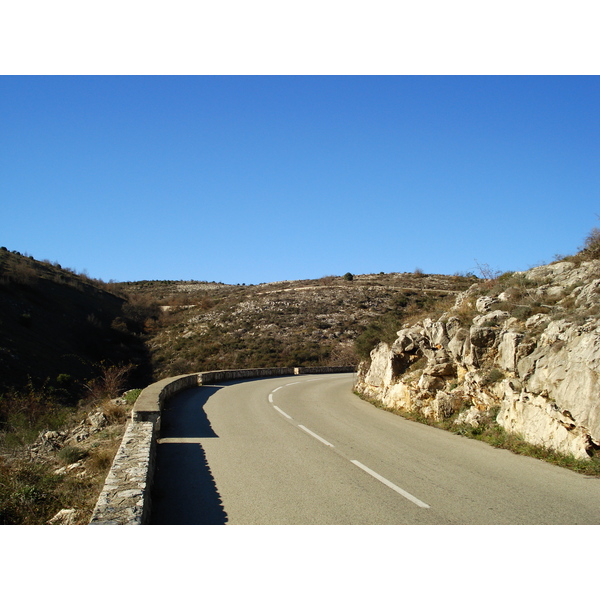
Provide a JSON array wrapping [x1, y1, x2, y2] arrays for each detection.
[[355, 258, 600, 460]]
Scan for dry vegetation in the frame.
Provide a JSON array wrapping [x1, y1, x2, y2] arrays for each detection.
[[118, 272, 475, 379], [0, 386, 140, 525], [0, 249, 154, 524]]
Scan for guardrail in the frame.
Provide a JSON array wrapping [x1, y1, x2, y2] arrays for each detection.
[[89, 366, 354, 524]]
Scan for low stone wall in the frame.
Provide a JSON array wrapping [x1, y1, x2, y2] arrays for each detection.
[[89, 366, 354, 524], [89, 421, 155, 525]]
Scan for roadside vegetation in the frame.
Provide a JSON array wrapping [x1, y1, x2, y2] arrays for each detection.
[[0, 248, 152, 524], [0, 368, 141, 525], [16, 231, 600, 520], [356, 392, 600, 477]]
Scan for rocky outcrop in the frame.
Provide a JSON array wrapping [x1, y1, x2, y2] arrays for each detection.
[[355, 258, 600, 460], [30, 406, 112, 460]]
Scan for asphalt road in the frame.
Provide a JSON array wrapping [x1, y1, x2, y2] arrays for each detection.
[[149, 373, 600, 524]]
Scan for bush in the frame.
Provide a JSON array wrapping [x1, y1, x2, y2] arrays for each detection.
[[58, 445, 88, 465], [0, 459, 61, 524], [481, 368, 505, 386], [582, 227, 600, 259], [122, 389, 142, 405], [56, 373, 72, 388], [0, 381, 68, 445], [83, 363, 133, 403], [355, 313, 403, 359], [87, 448, 116, 473]]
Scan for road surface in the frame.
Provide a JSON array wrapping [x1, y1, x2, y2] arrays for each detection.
[[149, 373, 600, 524]]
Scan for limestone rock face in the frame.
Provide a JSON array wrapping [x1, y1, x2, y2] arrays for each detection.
[[355, 258, 600, 460]]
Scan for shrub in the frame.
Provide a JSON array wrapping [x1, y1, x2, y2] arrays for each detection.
[[0, 381, 63, 439], [56, 373, 72, 387], [582, 227, 600, 259], [122, 389, 142, 405], [58, 445, 88, 465], [343, 272, 354, 281], [474, 260, 503, 289], [481, 368, 505, 386], [0, 459, 61, 524], [101, 400, 128, 424], [511, 305, 533, 320], [83, 363, 133, 403], [87, 448, 116, 473]]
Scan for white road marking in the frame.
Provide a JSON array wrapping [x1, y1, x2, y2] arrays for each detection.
[[298, 425, 334, 448], [273, 406, 292, 419], [350, 460, 430, 508], [268, 375, 427, 509]]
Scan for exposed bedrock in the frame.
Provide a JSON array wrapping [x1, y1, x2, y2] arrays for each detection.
[[355, 259, 600, 460]]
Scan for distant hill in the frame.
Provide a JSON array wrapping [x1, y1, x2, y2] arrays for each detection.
[[0, 248, 154, 400], [120, 271, 476, 380]]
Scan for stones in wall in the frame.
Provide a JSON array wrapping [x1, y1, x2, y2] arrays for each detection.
[[89, 421, 155, 524]]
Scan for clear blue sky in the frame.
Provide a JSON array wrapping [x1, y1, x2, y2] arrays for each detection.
[[1, 76, 599, 284]]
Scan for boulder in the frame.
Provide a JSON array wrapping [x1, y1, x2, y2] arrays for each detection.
[[47, 508, 78, 525], [473, 310, 511, 327], [476, 296, 500, 313]]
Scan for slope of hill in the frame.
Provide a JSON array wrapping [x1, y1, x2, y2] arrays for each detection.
[[0, 248, 154, 398], [119, 272, 476, 380]]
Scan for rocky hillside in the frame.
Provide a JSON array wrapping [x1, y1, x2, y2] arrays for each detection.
[[119, 272, 475, 379], [355, 250, 600, 461]]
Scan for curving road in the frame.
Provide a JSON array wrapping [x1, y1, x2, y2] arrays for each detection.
[[149, 373, 600, 524]]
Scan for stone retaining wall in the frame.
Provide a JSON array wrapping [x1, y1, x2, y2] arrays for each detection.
[[89, 366, 354, 524]]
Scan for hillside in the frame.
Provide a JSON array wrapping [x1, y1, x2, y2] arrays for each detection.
[[0, 246, 476, 396], [119, 272, 476, 379], [3, 236, 599, 524], [0, 248, 154, 397]]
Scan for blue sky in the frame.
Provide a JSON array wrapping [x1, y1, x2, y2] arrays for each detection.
[[1, 75, 599, 284]]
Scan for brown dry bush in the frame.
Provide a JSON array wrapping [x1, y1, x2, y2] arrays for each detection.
[[83, 363, 133, 405], [582, 227, 600, 259]]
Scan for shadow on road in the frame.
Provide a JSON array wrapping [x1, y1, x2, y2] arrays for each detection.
[[149, 385, 228, 525]]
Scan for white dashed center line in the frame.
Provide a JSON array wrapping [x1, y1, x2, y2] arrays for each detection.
[[268, 376, 431, 509], [273, 405, 292, 419], [351, 460, 430, 508], [297, 424, 334, 447]]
